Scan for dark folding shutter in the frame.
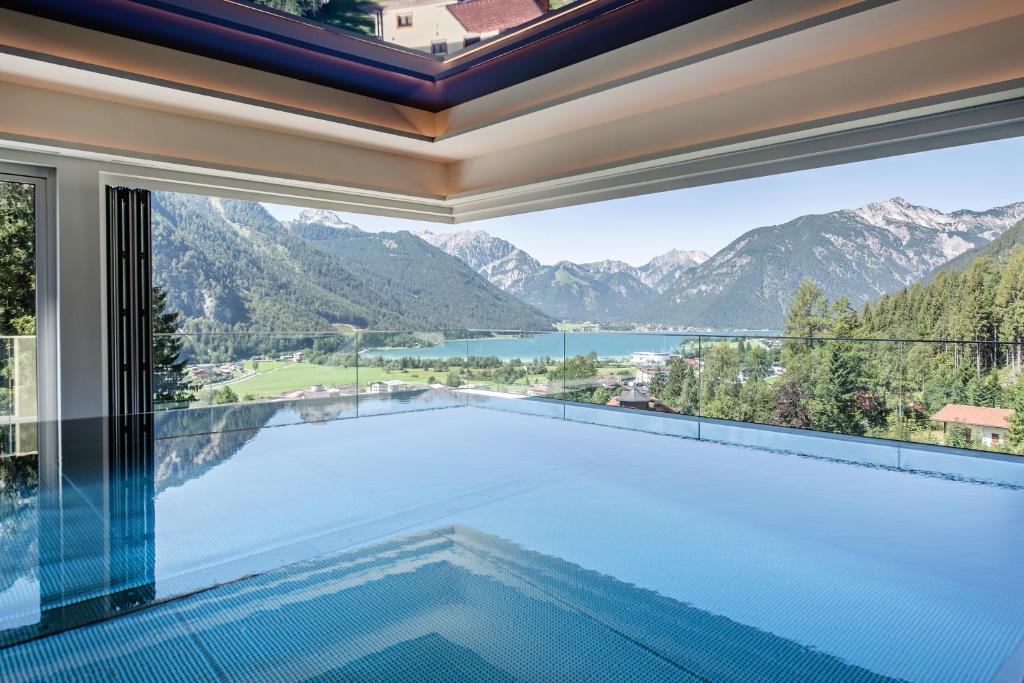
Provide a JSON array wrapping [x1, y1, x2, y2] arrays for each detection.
[[105, 186, 156, 607], [106, 186, 153, 420]]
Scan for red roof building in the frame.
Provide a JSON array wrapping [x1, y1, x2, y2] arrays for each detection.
[[448, 0, 544, 34], [930, 404, 1012, 430], [931, 403, 1013, 448]]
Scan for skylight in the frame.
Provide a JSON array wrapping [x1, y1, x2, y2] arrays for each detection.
[[10, 0, 750, 110]]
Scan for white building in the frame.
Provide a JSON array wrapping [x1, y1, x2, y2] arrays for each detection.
[[635, 366, 666, 386], [368, 379, 410, 394], [368, 0, 545, 55], [630, 352, 671, 367]]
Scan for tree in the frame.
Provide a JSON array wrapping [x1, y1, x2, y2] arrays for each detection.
[[920, 352, 965, 412], [736, 378, 773, 424], [212, 386, 238, 405], [662, 358, 698, 415], [445, 370, 463, 388], [589, 387, 613, 405], [782, 279, 828, 365], [552, 352, 598, 392], [812, 338, 865, 435], [772, 378, 812, 429], [946, 423, 972, 449], [1006, 377, 1024, 453], [0, 181, 35, 335], [700, 343, 740, 420], [995, 247, 1024, 374], [153, 286, 198, 408], [250, 0, 376, 35], [965, 372, 1002, 408], [648, 371, 667, 398]]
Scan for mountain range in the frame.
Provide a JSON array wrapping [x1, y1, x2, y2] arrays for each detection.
[[151, 195, 553, 333], [153, 192, 1024, 333], [424, 197, 1024, 328], [418, 230, 708, 320], [641, 197, 1024, 327]]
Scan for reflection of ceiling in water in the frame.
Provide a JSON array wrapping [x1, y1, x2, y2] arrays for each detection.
[[0, 525, 900, 682]]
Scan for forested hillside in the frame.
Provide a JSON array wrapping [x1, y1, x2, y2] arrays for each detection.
[[288, 212, 552, 331], [862, 218, 1024, 343], [150, 194, 553, 336]]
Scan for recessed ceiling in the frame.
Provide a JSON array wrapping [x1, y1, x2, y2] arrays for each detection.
[[0, 0, 751, 111]]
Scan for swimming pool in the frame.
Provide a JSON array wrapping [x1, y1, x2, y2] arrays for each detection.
[[1, 399, 1022, 681]]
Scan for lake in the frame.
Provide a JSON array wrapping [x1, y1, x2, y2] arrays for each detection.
[[366, 331, 781, 361]]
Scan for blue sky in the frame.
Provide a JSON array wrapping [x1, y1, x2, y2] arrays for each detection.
[[264, 136, 1024, 266]]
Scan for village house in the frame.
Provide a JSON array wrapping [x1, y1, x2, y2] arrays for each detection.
[[368, 379, 410, 394], [367, 0, 547, 55], [630, 352, 671, 367], [635, 366, 665, 386], [931, 404, 1013, 448]]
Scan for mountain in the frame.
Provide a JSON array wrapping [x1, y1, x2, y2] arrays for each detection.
[[417, 230, 541, 292], [935, 217, 1024, 274], [420, 230, 705, 320], [151, 194, 553, 333], [516, 261, 656, 320], [862, 216, 1024, 342], [636, 249, 709, 292], [641, 197, 1024, 329], [286, 216, 551, 330], [291, 208, 359, 230]]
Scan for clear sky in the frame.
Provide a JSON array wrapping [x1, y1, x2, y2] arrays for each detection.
[[264, 136, 1024, 267]]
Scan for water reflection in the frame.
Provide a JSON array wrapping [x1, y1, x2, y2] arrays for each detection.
[[0, 456, 36, 630], [0, 388, 466, 647]]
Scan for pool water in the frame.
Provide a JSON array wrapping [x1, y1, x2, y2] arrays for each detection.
[[0, 401, 1022, 681]]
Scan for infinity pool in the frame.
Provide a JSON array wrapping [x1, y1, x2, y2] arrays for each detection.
[[1, 399, 1022, 681]]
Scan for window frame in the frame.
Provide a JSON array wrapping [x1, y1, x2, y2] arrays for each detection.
[[0, 163, 58, 427]]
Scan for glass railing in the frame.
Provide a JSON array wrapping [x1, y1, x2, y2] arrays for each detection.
[[151, 330, 1024, 459], [1, 336, 36, 456]]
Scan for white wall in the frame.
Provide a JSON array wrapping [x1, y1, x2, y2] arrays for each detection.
[[378, 2, 471, 54]]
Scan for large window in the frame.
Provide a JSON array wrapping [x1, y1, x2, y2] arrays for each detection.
[[1, 179, 37, 455], [146, 136, 1024, 457]]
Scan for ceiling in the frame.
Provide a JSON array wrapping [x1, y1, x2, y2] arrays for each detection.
[[0, 0, 1023, 222]]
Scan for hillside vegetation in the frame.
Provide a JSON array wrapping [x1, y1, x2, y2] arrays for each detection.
[[151, 194, 553, 338]]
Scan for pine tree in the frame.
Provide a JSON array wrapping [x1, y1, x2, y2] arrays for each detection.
[[153, 286, 197, 408], [812, 338, 865, 435], [1006, 377, 1024, 454], [966, 372, 1001, 408]]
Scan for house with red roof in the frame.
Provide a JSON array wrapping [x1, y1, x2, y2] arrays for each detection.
[[367, 0, 547, 55], [931, 404, 1013, 448]]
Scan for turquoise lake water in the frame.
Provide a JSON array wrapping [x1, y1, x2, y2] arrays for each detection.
[[367, 331, 780, 361]]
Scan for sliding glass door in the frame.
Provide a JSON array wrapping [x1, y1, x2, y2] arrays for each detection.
[[1, 168, 54, 455]]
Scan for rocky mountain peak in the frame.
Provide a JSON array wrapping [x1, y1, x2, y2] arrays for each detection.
[[293, 208, 358, 230], [851, 196, 952, 230]]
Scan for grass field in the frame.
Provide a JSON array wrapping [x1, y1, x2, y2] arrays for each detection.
[[202, 358, 636, 400], [226, 363, 433, 398]]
